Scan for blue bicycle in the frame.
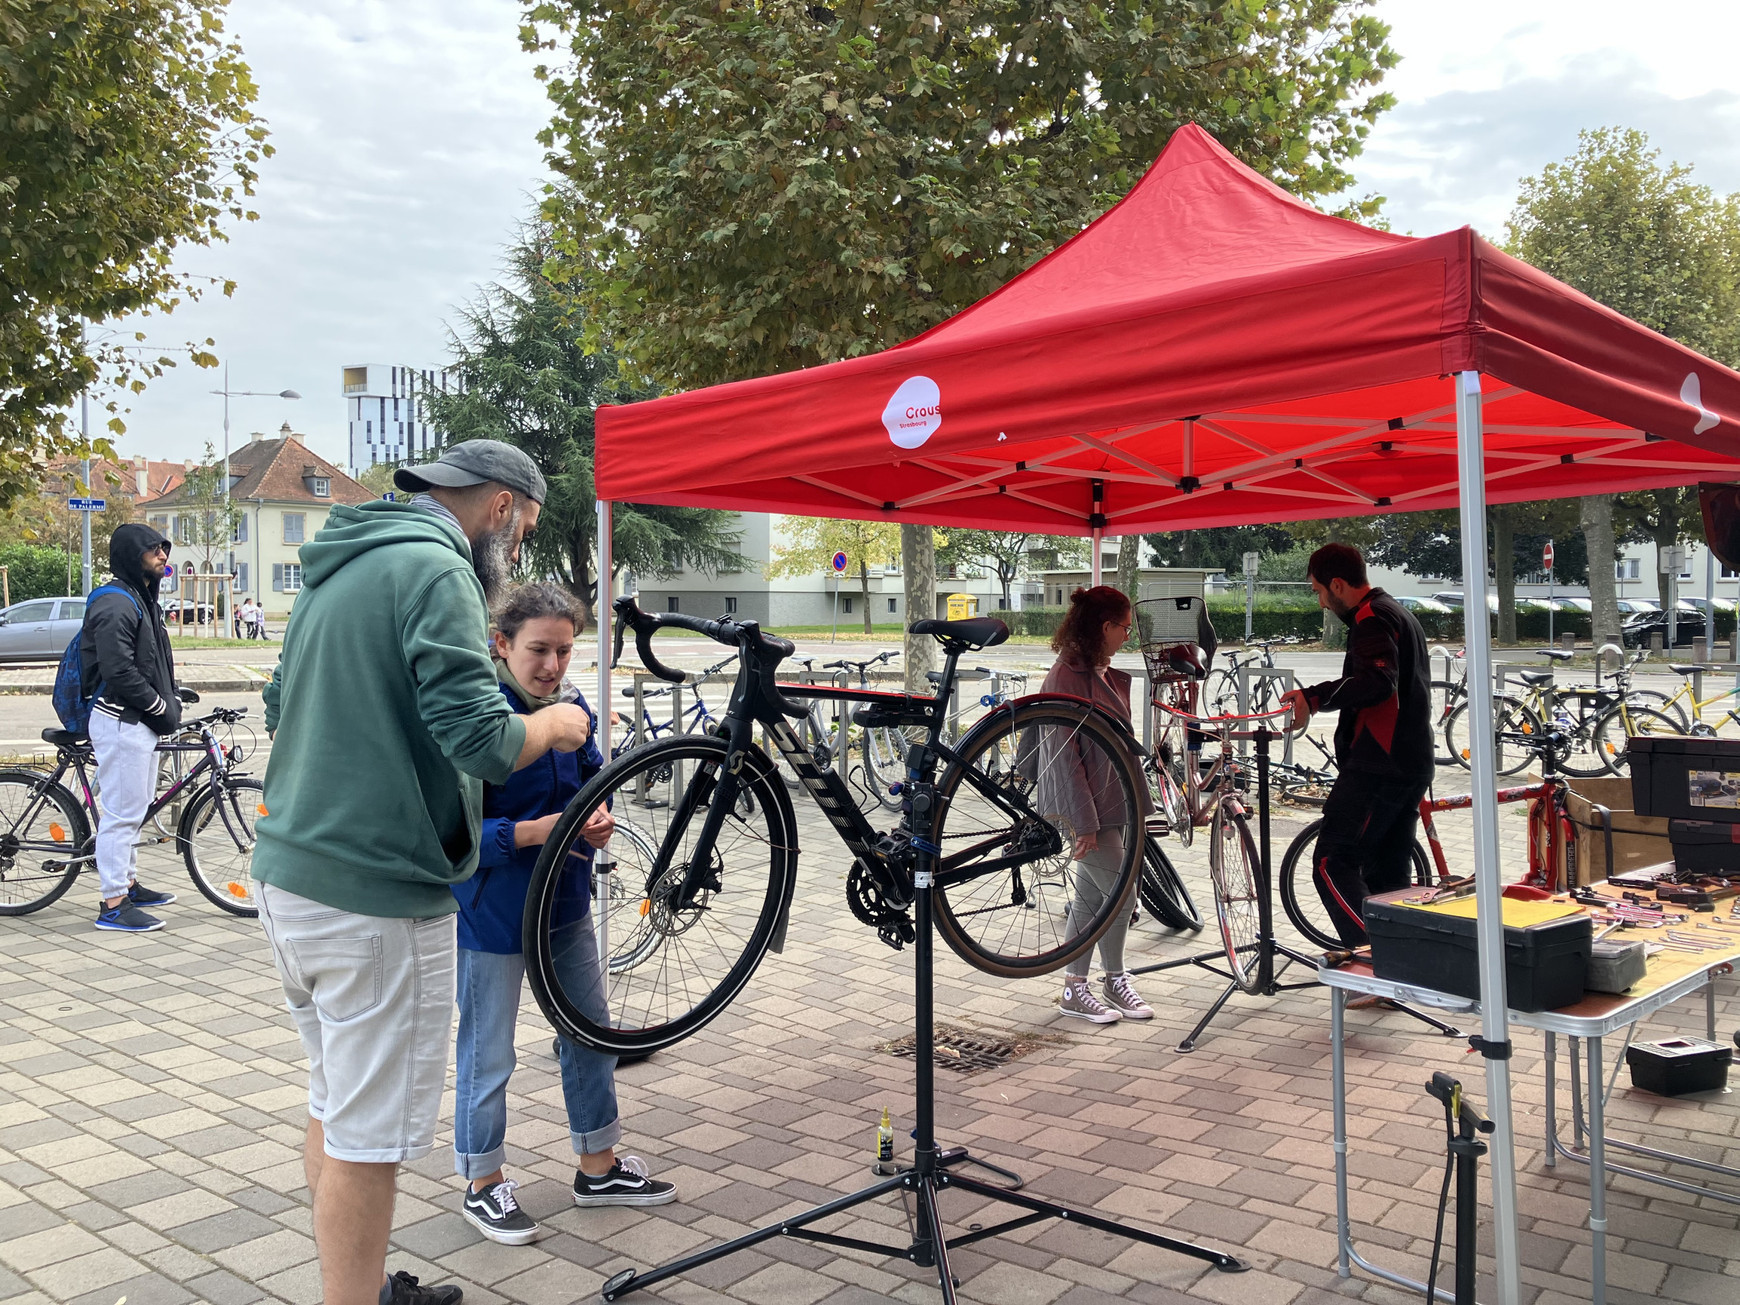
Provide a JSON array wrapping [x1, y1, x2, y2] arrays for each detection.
[[613, 653, 737, 758]]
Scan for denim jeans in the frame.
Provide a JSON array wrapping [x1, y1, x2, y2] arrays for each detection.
[[452, 923, 620, 1180]]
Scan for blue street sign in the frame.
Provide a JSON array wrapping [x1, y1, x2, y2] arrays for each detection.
[[67, 498, 105, 511], [382, 492, 396, 502], [831, 551, 848, 573]]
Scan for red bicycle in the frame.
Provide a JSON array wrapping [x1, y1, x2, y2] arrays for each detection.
[[1277, 778, 1576, 950]]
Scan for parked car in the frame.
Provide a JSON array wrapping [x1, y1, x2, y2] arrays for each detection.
[[1679, 596, 1736, 618], [1618, 598, 1660, 613], [1556, 597, 1593, 614], [1396, 595, 1454, 615], [0, 596, 86, 664], [1621, 607, 1702, 648], [160, 598, 216, 626]]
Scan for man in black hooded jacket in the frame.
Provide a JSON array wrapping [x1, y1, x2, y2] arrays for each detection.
[[83, 523, 183, 932]]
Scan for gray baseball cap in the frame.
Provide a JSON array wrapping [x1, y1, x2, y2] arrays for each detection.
[[393, 439, 547, 504]]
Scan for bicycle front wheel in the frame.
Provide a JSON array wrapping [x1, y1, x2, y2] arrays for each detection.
[[1445, 695, 1540, 777], [1278, 818, 1432, 952], [524, 734, 797, 1054], [0, 771, 88, 916], [1593, 704, 1683, 775], [179, 779, 264, 917], [1208, 804, 1265, 992], [1138, 833, 1202, 931], [931, 699, 1143, 977]]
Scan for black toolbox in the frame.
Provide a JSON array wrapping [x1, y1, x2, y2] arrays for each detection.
[[1629, 735, 1740, 821], [1364, 890, 1592, 1012], [1665, 819, 1740, 875], [1625, 1037, 1733, 1096]]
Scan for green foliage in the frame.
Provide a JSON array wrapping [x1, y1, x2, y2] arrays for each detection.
[[0, 0, 271, 505], [767, 516, 929, 633], [175, 442, 243, 579], [1506, 128, 1740, 369], [1204, 594, 1323, 642], [936, 530, 1083, 604], [522, 0, 1399, 388], [1144, 523, 1297, 573], [422, 227, 747, 603], [0, 543, 76, 602]]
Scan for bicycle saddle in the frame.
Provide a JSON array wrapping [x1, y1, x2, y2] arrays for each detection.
[[1535, 649, 1574, 662], [925, 667, 992, 685], [41, 728, 88, 749], [1669, 662, 1705, 674], [909, 616, 1009, 651], [1518, 670, 1554, 686]]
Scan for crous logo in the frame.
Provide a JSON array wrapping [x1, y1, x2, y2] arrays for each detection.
[[883, 376, 942, 449]]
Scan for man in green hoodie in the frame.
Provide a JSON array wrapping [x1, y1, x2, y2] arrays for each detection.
[[255, 440, 593, 1305]]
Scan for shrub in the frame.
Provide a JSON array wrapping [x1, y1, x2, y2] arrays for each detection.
[[0, 544, 76, 604]]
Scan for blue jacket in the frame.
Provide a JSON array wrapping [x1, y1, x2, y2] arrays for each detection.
[[454, 682, 604, 954]]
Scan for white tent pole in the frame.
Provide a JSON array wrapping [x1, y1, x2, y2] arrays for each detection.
[[1091, 479, 1105, 587], [1453, 370, 1522, 1305], [594, 499, 614, 963]]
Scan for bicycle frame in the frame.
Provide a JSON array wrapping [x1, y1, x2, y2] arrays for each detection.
[[1415, 780, 1575, 891]]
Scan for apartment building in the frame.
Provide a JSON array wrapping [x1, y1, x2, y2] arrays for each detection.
[[143, 425, 373, 619]]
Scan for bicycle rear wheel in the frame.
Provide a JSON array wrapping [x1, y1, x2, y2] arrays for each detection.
[[0, 771, 87, 916], [1428, 679, 1461, 765], [179, 779, 263, 917], [931, 699, 1143, 977], [1445, 695, 1541, 777], [524, 735, 796, 1054], [1138, 833, 1202, 931], [1278, 817, 1432, 952], [862, 725, 910, 810], [1593, 704, 1682, 775]]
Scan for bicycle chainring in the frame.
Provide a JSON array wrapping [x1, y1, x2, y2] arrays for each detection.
[[846, 860, 915, 951]]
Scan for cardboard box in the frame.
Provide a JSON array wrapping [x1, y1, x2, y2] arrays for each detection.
[[1564, 776, 1672, 886]]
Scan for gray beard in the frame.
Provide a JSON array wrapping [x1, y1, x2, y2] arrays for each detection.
[[470, 511, 520, 605]]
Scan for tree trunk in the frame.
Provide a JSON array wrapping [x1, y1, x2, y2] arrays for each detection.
[[859, 560, 872, 634], [1581, 495, 1621, 650], [1493, 507, 1516, 645], [1651, 489, 1683, 609], [902, 523, 937, 692], [1115, 536, 1141, 649]]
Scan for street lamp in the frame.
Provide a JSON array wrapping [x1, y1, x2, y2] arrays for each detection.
[[210, 365, 299, 622]]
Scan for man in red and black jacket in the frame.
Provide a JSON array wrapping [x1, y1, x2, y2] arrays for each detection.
[[1281, 544, 1434, 946]]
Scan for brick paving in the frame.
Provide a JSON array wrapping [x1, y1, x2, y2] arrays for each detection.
[[2, 752, 1737, 1305]]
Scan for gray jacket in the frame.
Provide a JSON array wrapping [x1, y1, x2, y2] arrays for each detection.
[[1035, 656, 1154, 838]]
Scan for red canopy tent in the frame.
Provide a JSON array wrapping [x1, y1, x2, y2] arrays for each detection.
[[591, 125, 1740, 1305], [598, 124, 1740, 534]]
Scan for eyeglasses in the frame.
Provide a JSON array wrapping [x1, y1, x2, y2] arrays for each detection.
[[147, 543, 171, 557]]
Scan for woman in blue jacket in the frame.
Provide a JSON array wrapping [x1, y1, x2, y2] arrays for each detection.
[[452, 584, 676, 1245]]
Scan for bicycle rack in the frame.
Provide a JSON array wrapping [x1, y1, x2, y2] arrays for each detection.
[[1235, 667, 1294, 764]]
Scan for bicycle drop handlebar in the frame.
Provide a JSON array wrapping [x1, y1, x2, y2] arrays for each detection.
[[613, 596, 807, 720]]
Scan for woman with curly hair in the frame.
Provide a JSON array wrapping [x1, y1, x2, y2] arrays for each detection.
[[1040, 585, 1152, 1025]]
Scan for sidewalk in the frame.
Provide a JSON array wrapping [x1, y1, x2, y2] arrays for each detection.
[[1, 777, 1735, 1305]]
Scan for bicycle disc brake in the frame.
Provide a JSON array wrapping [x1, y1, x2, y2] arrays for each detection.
[[846, 859, 915, 951]]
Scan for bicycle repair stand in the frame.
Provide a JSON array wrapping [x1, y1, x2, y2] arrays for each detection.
[[1423, 1071, 1494, 1305], [1130, 729, 1464, 1053], [599, 840, 1249, 1300]]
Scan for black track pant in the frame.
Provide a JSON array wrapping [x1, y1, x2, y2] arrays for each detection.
[[1313, 775, 1430, 947]]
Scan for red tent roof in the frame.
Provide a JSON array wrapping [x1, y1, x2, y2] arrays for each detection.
[[596, 124, 1740, 532]]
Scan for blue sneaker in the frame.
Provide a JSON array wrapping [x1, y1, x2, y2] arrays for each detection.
[[96, 902, 165, 932], [128, 882, 177, 907]]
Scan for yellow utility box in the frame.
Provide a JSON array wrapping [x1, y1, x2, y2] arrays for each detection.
[[946, 593, 978, 620]]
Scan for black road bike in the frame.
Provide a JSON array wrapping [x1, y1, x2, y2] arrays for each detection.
[[524, 598, 1146, 1055]]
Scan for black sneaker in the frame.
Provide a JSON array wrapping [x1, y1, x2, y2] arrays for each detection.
[[460, 1179, 539, 1245], [128, 882, 177, 907], [384, 1271, 462, 1305], [96, 902, 164, 932], [572, 1156, 677, 1207]]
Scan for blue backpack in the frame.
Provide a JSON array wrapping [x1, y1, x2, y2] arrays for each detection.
[[52, 584, 145, 734]]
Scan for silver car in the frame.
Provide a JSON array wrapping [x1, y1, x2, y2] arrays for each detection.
[[0, 597, 87, 663]]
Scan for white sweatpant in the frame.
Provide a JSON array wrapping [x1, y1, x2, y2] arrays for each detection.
[[89, 712, 160, 900]]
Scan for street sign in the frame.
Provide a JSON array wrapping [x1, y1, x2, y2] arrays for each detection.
[[1542, 541, 1554, 571], [1661, 545, 1687, 574], [831, 551, 848, 573], [381, 491, 396, 502], [164, 563, 176, 578], [1242, 551, 1260, 576], [67, 498, 105, 511]]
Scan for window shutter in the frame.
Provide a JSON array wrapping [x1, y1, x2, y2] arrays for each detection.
[[272, 564, 284, 592], [237, 563, 249, 593]]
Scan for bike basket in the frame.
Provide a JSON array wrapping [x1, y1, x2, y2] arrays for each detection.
[[1137, 596, 1217, 681]]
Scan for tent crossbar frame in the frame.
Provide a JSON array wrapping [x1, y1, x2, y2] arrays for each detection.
[[793, 474, 892, 510]]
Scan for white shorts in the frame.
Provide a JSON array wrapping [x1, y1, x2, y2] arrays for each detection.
[[257, 882, 456, 1163]]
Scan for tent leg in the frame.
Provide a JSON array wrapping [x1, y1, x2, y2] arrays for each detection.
[[1453, 371, 1522, 1305], [1091, 479, 1104, 587], [1091, 527, 1102, 587], [594, 501, 614, 968]]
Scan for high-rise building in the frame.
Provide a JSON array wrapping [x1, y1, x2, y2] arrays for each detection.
[[342, 364, 463, 470]]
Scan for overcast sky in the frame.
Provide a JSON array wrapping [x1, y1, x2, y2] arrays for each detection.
[[108, 0, 1740, 471]]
